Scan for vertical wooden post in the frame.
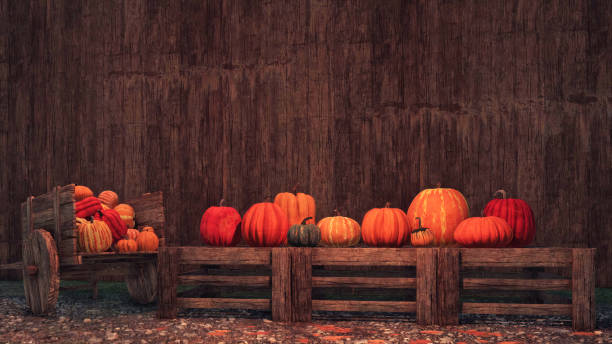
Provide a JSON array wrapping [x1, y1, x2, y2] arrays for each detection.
[[291, 247, 312, 322], [572, 248, 595, 331], [272, 247, 292, 321], [417, 248, 437, 325], [157, 247, 178, 319], [53, 186, 62, 245], [437, 248, 459, 325]]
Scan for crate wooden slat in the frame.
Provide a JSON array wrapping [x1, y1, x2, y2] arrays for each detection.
[[178, 275, 271, 287], [463, 278, 571, 290], [177, 247, 271, 265], [313, 300, 416, 313], [177, 297, 270, 310], [572, 248, 595, 330], [462, 302, 572, 316], [460, 248, 572, 267], [312, 248, 416, 266], [313, 276, 416, 288]]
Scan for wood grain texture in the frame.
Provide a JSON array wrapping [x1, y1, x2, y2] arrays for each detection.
[[312, 248, 416, 266], [291, 247, 312, 322], [416, 248, 436, 325], [462, 303, 572, 316], [177, 297, 270, 311], [313, 276, 416, 288], [178, 274, 270, 287], [463, 278, 571, 291], [312, 300, 416, 313], [2, 0, 611, 285], [460, 248, 573, 268], [157, 247, 178, 319], [271, 247, 292, 321], [572, 248, 596, 331]]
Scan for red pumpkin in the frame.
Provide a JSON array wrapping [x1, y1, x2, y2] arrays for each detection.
[[75, 196, 102, 218], [200, 199, 242, 247], [482, 189, 535, 247], [361, 202, 410, 247], [453, 216, 514, 248], [94, 209, 127, 243], [241, 201, 289, 247]]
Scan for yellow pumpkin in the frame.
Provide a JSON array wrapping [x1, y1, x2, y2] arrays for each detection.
[[76, 217, 113, 253], [317, 210, 361, 247], [137, 226, 159, 251], [114, 203, 135, 228]]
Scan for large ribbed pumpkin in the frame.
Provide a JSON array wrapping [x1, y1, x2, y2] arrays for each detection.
[[361, 202, 410, 247], [274, 184, 316, 225], [200, 199, 242, 247], [98, 190, 119, 209], [74, 185, 94, 202], [94, 209, 127, 243], [482, 189, 535, 247], [317, 210, 361, 247], [453, 216, 514, 248], [406, 185, 469, 246], [114, 203, 136, 228], [76, 217, 113, 253], [241, 201, 289, 247]]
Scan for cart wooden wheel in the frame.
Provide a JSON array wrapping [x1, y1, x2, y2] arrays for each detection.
[[126, 261, 157, 304], [22, 229, 60, 314]]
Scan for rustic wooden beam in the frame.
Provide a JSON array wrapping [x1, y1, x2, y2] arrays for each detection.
[[460, 248, 572, 268], [572, 248, 596, 331], [312, 248, 416, 266], [416, 248, 437, 325], [271, 247, 291, 321], [312, 300, 416, 313], [157, 247, 178, 319], [177, 297, 270, 310], [462, 302, 572, 316], [437, 248, 459, 325], [177, 247, 271, 265], [292, 247, 312, 322], [312, 276, 416, 288], [463, 278, 571, 290], [178, 275, 271, 287]]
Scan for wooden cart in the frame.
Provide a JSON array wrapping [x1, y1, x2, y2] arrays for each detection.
[[1, 184, 166, 314]]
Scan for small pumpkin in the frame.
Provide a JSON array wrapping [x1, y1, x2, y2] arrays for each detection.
[[287, 217, 321, 247], [116, 238, 138, 253], [75, 196, 102, 218], [317, 209, 361, 247], [200, 199, 242, 247], [94, 209, 128, 243], [76, 217, 113, 253], [98, 190, 119, 209], [274, 183, 316, 226], [410, 217, 434, 247], [241, 200, 289, 247], [136, 226, 159, 251], [361, 202, 410, 247], [482, 189, 535, 247], [453, 216, 514, 248], [114, 203, 136, 228], [126, 228, 140, 241], [406, 183, 469, 246], [74, 185, 94, 201]]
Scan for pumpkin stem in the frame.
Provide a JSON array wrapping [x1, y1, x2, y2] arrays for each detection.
[[384, 202, 391, 208], [219, 199, 225, 207], [301, 217, 313, 225], [435, 182, 442, 188], [292, 183, 300, 194], [494, 189, 507, 199], [412, 217, 429, 233]]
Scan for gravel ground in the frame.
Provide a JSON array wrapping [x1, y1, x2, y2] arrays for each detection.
[[0, 281, 611, 344]]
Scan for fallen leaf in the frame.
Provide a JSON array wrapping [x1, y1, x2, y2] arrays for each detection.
[[409, 340, 431, 344], [244, 331, 270, 335], [421, 330, 444, 335], [459, 330, 502, 337], [321, 336, 351, 341], [207, 330, 229, 336], [572, 332, 597, 336], [368, 340, 387, 344], [314, 325, 352, 333], [499, 342, 523, 344], [296, 339, 309, 343]]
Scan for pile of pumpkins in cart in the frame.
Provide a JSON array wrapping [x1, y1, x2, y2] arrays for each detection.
[[200, 186, 536, 248], [73, 186, 160, 253]]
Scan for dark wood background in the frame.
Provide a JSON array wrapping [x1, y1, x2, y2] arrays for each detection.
[[1, 0, 610, 286]]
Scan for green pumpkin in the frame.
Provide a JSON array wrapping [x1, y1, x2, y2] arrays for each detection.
[[287, 217, 321, 247]]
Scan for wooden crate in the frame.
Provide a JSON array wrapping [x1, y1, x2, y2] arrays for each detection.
[[157, 247, 596, 330]]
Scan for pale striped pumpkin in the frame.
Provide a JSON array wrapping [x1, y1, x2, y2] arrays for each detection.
[[98, 190, 119, 209], [406, 185, 469, 246], [76, 217, 113, 253], [114, 203, 136, 228], [317, 211, 361, 247]]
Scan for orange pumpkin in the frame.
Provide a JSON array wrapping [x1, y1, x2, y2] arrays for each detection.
[[453, 216, 514, 248], [76, 217, 112, 253], [241, 201, 289, 247], [410, 217, 435, 247], [98, 190, 119, 209], [361, 202, 410, 247], [136, 226, 159, 251], [116, 238, 138, 253], [74, 185, 94, 201], [406, 184, 469, 246], [274, 184, 316, 226], [126, 228, 140, 241], [114, 203, 135, 228], [317, 210, 361, 247]]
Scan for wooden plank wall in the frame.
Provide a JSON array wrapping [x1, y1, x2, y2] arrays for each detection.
[[2, 1, 611, 285]]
